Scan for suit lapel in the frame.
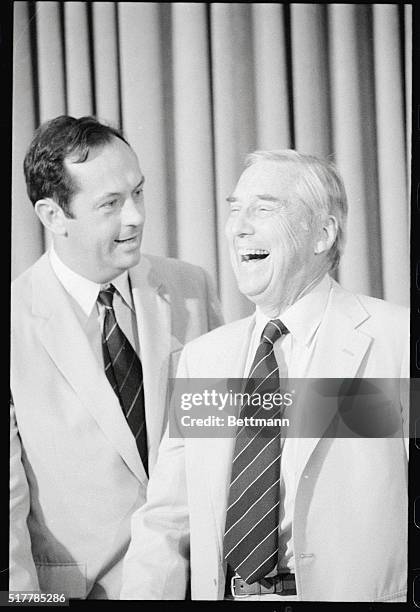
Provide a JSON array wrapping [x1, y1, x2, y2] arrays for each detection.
[[294, 282, 373, 485], [202, 316, 256, 555], [129, 256, 182, 468], [32, 255, 146, 484]]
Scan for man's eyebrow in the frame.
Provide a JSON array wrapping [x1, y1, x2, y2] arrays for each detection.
[[95, 177, 145, 203], [226, 194, 281, 204], [256, 194, 280, 202], [95, 190, 121, 203]]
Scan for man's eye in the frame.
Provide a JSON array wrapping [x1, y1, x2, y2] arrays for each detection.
[[254, 203, 284, 217], [101, 200, 117, 209], [229, 205, 240, 214], [134, 188, 143, 197], [255, 205, 273, 214]]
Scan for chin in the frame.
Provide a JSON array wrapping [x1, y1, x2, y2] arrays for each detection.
[[125, 251, 141, 267], [236, 272, 270, 299], [238, 284, 268, 304]]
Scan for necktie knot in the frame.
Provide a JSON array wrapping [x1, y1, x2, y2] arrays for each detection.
[[98, 285, 116, 310], [261, 319, 288, 346]]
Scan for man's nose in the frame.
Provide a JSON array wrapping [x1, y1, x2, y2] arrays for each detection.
[[228, 208, 255, 237], [122, 197, 144, 226]]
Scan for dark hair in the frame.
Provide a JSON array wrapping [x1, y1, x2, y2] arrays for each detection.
[[23, 115, 129, 217]]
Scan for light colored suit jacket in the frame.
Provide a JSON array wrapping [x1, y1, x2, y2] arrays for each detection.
[[10, 252, 223, 599], [121, 279, 409, 602]]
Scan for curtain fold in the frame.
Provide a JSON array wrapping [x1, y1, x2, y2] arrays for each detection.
[[12, 2, 411, 319], [252, 4, 291, 151], [329, 4, 380, 298], [12, 1, 43, 275], [404, 4, 412, 195], [172, 3, 217, 280], [118, 2, 169, 257], [36, 2, 66, 120], [211, 3, 257, 320], [372, 5, 409, 305], [64, 2, 93, 117], [291, 4, 331, 157], [92, 3, 120, 126]]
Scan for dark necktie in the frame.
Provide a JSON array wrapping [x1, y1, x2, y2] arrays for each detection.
[[224, 319, 289, 584], [97, 285, 148, 476]]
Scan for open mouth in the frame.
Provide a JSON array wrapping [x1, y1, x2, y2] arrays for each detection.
[[239, 249, 270, 262]]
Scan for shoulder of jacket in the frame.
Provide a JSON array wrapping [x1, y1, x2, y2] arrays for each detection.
[[331, 279, 409, 332], [142, 253, 206, 281]]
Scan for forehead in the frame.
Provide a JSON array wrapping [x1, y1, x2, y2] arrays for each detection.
[[233, 160, 301, 199], [65, 137, 142, 193]]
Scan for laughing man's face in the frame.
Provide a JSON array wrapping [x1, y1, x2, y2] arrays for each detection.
[[225, 160, 320, 314]]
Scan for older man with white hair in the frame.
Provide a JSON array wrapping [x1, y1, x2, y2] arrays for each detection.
[[121, 150, 408, 602]]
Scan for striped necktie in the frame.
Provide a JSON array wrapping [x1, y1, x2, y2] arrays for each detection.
[[223, 319, 289, 584], [98, 285, 148, 476]]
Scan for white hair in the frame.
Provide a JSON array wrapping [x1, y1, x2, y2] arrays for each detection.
[[244, 149, 348, 271]]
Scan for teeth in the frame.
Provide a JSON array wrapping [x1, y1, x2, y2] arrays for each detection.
[[238, 248, 270, 262], [238, 249, 269, 256]]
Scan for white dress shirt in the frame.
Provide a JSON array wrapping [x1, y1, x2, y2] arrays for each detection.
[[49, 246, 140, 367], [243, 274, 332, 574]]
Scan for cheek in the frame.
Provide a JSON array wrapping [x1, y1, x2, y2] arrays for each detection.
[[96, 219, 119, 248], [270, 213, 310, 255], [69, 222, 93, 247], [225, 219, 235, 242]]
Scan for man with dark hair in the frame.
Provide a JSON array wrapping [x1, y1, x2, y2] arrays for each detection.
[[23, 115, 129, 217], [121, 150, 408, 602], [10, 115, 222, 599]]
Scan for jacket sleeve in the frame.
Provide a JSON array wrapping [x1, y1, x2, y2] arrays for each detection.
[[9, 398, 40, 592], [120, 348, 192, 600]]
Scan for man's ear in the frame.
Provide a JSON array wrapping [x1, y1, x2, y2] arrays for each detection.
[[314, 215, 338, 254], [34, 198, 68, 236]]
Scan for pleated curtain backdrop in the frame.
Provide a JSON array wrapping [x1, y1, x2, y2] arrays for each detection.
[[12, 2, 411, 322]]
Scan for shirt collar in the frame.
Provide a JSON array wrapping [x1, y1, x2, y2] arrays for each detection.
[[106, 274, 133, 312], [49, 245, 133, 317], [254, 274, 332, 347]]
